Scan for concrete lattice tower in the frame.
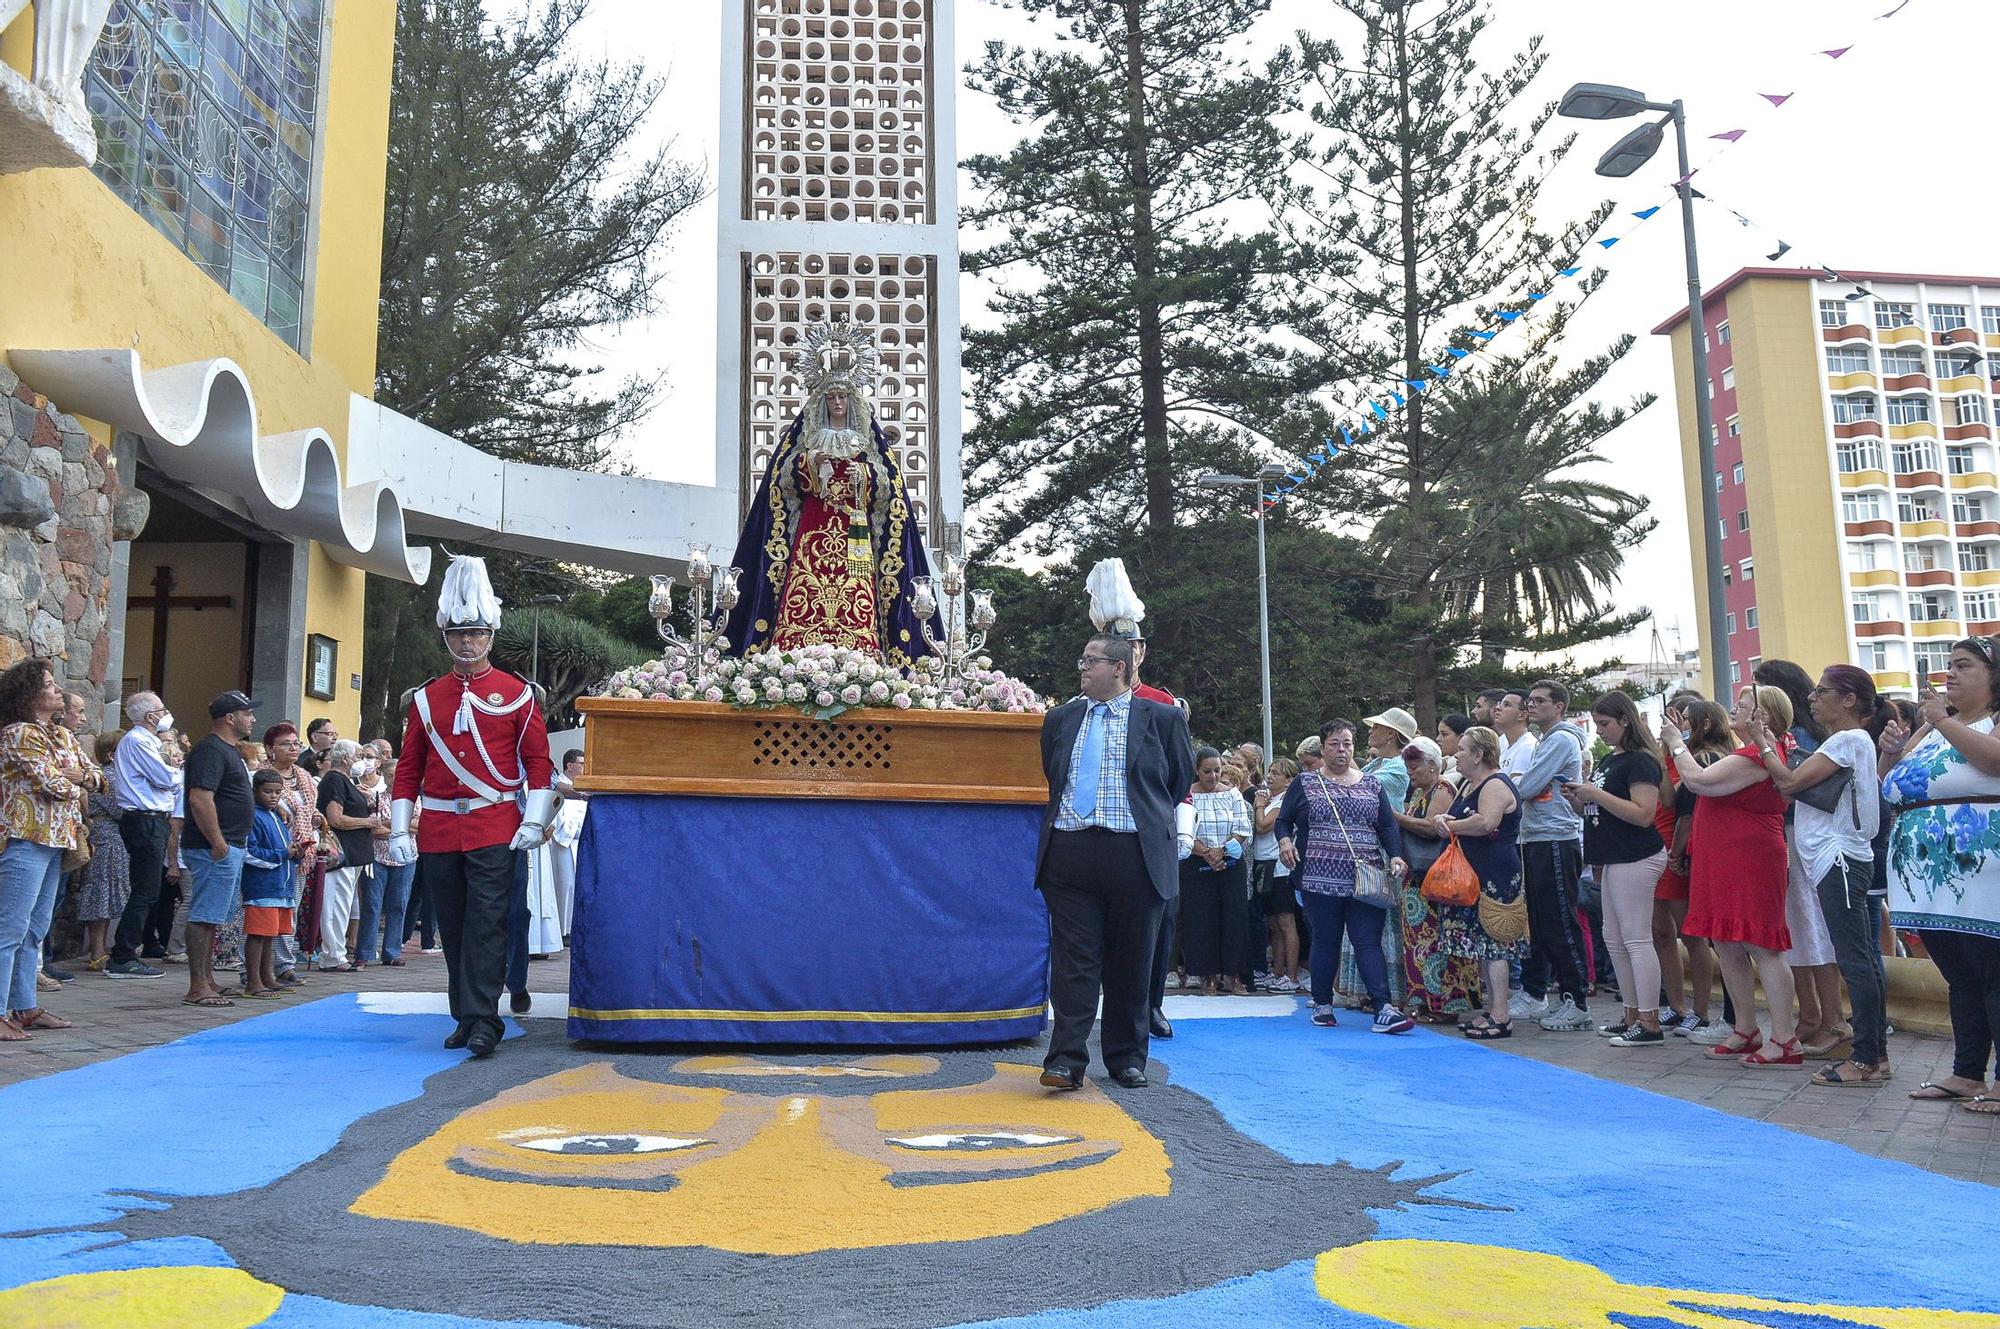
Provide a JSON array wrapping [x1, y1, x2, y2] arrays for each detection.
[[718, 0, 962, 548]]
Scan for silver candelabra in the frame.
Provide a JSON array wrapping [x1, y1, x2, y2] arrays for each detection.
[[909, 550, 997, 692], [649, 542, 741, 689]]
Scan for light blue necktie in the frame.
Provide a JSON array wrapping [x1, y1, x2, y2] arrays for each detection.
[[1073, 702, 1108, 819]]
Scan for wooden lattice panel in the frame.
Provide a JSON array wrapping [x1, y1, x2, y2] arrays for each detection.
[[743, 251, 938, 537], [750, 717, 894, 776], [746, 0, 933, 225]]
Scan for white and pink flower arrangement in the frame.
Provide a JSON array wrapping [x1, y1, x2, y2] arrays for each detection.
[[600, 642, 1047, 719]]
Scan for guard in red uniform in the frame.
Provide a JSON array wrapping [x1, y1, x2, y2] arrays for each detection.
[[1086, 559, 1192, 1043], [389, 555, 553, 1057]]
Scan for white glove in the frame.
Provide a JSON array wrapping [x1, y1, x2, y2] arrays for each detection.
[[388, 798, 417, 866], [510, 788, 556, 851], [1175, 801, 1196, 860]]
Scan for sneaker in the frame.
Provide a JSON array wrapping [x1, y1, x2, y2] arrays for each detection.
[[105, 960, 165, 978], [1658, 1006, 1681, 1027], [1254, 970, 1273, 988], [1688, 1019, 1736, 1045], [1674, 1012, 1707, 1038], [44, 964, 76, 983], [1537, 996, 1590, 1031], [1595, 1020, 1634, 1039], [1507, 991, 1547, 1020], [1311, 1004, 1339, 1027], [1272, 975, 1298, 994], [1372, 1004, 1416, 1035], [421, 947, 444, 956], [1165, 972, 1186, 991], [1609, 1026, 1666, 1047]]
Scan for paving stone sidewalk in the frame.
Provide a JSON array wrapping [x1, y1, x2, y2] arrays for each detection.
[[8, 956, 1995, 1186]]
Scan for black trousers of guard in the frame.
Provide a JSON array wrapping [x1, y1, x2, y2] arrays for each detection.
[[1041, 827, 1165, 1078], [424, 844, 515, 1043]]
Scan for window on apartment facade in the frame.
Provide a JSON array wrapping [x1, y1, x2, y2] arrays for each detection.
[[1722, 562, 1733, 585], [1741, 557, 1754, 580], [1965, 590, 2000, 622], [1736, 509, 1750, 532], [1900, 495, 1943, 524], [1851, 595, 1880, 623], [1728, 418, 1741, 438], [1820, 299, 1850, 328], [1721, 366, 1736, 392], [1845, 541, 1881, 572], [1880, 347, 1926, 377], [1837, 439, 1885, 472], [1915, 643, 1952, 679], [1718, 518, 1727, 541], [1963, 544, 1995, 572], [1733, 462, 1744, 485], [1903, 543, 1946, 573], [1949, 396, 1990, 427], [1729, 661, 1742, 685], [1716, 322, 1732, 345], [1726, 612, 1737, 635], [1875, 301, 1917, 329], [1745, 606, 1759, 629], [1842, 492, 1887, 523], [1714, 472, 1723, 493], [1832, 394, 1880, 424], [1930, 303, 1970, 333], [1908, 591, 1954, 621], [1954, 495, 1990, 524], [1861, 642, 1890, 672], [1887, 396, 1933, 426], [1983, 306, 2000, 336], [1892, 440, 1940, 475], [83, 2, 326, 353], [1937, 352, 1982, 380], [1826, 346, 1871, 374]]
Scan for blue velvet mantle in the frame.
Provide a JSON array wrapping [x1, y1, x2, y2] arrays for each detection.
[[567, 794, 1049, 1045]]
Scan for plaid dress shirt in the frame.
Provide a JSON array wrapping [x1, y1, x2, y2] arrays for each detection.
[[1054, 690, 1136, 833]]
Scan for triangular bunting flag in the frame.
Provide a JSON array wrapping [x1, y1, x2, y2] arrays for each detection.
[[1448, 347, 1470, 358], [1822, 45, 1852, 58], [1528, 292, 1548, 301], [1369, 400, 1387, 421], [1406, 379, 1427, 391], [1430, 364, 1452, 377], [1339, 427, 1352, 448], [1357, 417, 1371, 436], [1598, 237, 1620, 249], [1499, 310, 1522, 322], [1560, 267, 1581, 277], [1759, 92, 1793, 107], [1673, 170, 1699, 186], [1632, 206, 1661, 220], [1766, 241, 1793, 261], [1710, 129, 1746, 143], [1391, 390, 1406, 407], [1470, 330, 1497, 341]]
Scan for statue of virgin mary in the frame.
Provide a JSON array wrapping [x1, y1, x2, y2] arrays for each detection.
[[720, 323, 943, 665]]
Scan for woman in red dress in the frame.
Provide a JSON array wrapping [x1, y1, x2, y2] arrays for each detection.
[[1659, 687, 1801, 1067]]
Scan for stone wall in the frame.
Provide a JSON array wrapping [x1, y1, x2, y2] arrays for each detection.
[[0, 361, 147, 699]]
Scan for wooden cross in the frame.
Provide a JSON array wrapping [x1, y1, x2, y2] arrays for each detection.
[[126, 566, 232, 695]]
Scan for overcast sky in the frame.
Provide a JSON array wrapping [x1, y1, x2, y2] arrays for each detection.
[[563, 0, 1998, 670]]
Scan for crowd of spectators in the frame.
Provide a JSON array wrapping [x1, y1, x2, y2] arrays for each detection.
[[0, 663, 586, 1037], [1153, 654, 2000, 1111]]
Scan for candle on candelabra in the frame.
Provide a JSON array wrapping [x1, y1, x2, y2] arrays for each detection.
[[686, 542, 712, 585], [714, 567, 742, 612], [969, 589, 997, 631], [910, 576, 937, 621], [648, 574, 675, 620]]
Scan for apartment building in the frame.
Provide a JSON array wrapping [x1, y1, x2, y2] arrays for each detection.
[[1654, 268, 2000, 696]]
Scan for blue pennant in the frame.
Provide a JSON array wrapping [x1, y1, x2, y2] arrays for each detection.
[[1632, 205, 1661, 220], [1430, 364, 1452, 377], [1406, 379, 1427, 391], [1357, 417, 1372, 435], [1370, 400, 1388, 421], [1528, 292, 1547, 301], [1391, 390, 1406, 407], [1499, 310, 1521, 322], [1599, 237, 1620, 249], [1448, 347, 1470, 358], [1338, 427, 1352, 449], [1560, 266, 1581, 277], [1470, 330, 1497, 340]]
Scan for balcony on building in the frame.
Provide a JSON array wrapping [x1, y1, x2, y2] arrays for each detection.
[[1878, 323, 1928, 347], [1870, 670, 1914, 692], [1854, 619, 1908, 638], [1910, 618, 1965, 639], [1936, 326, 1981, 348]]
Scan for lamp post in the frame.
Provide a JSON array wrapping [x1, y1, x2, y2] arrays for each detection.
[[1559, 81, 1731, 699], [1196, 462, 1289, 762], [527, 593, 564, 687]]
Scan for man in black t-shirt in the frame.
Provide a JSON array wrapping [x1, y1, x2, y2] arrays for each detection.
[[183, 691, 259, 1007]]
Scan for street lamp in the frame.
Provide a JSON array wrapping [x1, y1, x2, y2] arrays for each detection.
[[1196, 462, 1290, 762], [1560, 81, 1731, 700], [527, 593, 564, 687]]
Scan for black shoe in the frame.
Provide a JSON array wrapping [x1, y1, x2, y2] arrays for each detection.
[[1110, 1067, 1150, 1089], [442, 1023, 472, 1050], [1149, 1007, 1174, 1040], [510, 990, 531, 1015], [1039, 1066, 1081, 1091], [43, 965, 76, 983], [105, 959, 165, 978], [467, 1027, 499, 1058]]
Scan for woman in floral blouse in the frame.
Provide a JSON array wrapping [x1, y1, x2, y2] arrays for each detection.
[[261, 724, 320, 987], [0, 660, 103, 1039]]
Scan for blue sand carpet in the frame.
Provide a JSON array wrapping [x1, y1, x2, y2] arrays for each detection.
[[3, 994, 1994, 1328]]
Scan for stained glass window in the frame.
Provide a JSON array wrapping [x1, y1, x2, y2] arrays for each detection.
[[84, 0, 324, 352]]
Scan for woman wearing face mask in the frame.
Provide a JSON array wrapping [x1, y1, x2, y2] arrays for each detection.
[[314, 741, 375, 972], [350, 752, 412, 968]]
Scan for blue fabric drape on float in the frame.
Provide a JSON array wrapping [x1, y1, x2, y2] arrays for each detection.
[[718, 414, 943, 661], [568, 794, 1049, 1044]]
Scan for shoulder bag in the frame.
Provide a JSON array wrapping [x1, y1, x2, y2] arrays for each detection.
[[1319, 773, 1399, 909]]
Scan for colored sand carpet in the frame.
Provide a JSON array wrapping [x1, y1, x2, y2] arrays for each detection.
[[2, 994, 1996, 1328]]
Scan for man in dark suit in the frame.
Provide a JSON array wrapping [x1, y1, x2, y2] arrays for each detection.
[[1035, 632, 1196, 1090]]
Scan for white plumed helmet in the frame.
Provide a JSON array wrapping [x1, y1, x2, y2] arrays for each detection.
[[436, 554, 502, 630], [1085, 558, 1146, 641]]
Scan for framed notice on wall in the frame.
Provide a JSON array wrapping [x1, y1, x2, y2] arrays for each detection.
[[306, 634, 337, 701]]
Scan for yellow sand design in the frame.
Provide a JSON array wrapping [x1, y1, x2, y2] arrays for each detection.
[[1317, 1240, 2000, 1328], [0, 1267, 285, 1328]]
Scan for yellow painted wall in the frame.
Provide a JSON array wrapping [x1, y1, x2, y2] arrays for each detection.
[[1730, 277, 1851, 674], [0, 1, 398, 736]]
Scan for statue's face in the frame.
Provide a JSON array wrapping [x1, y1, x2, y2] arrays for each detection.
[[825, 390, 849, 428]]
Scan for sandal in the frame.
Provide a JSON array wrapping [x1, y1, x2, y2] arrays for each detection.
[[1706, 1030, 1763, 1059], [1463, 1018, 1513, 1040], [1742, 1037, 1803, 1067], [1963, 1096, 2000, 1116], [241, 989, 280, 1000], [0, 1016, 30, 1042], [13, 1008, 72, 1031], [1908, 1080, 1975, 1101], [1811, 1059, 1879, 1088], [180, 995, 235, 1008]]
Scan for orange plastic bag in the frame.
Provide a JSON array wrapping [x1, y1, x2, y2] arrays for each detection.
[[1420, 830, 1480, 907]]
